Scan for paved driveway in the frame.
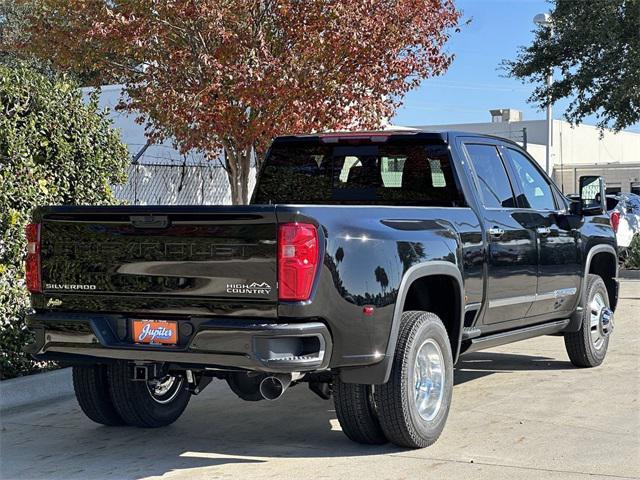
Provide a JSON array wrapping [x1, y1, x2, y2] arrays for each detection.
[[2, 281, 639, 480]]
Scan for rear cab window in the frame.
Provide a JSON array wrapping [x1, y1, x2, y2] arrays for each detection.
[[253, 137, 465, 206]]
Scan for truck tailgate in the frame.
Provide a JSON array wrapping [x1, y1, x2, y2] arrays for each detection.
[[36, 206, 278, 317]]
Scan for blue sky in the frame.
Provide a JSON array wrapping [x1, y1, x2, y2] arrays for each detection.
[[392, 0, 640, 133]]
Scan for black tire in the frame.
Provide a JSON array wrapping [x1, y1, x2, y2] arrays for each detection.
[[333, 378, 387, 445], [375, 311, 453, 449], [565, 274, 611, 368], [108, 361, 191, 427], [72, 365, 125, 426]]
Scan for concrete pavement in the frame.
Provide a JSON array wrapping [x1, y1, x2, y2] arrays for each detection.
[[1, 281, 639, 480]]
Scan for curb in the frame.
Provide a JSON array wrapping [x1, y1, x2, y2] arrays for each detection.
[[619, 269, 640, 280], [0, 367, 74, 412]]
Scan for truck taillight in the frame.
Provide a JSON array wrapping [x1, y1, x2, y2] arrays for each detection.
[[610, 211, 620, 233], [25, 223, 41, 293], [278, 223, 318, 301]]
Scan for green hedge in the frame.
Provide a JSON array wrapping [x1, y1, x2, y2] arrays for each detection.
[[0, 64, 129, 380], [624, 235, 640, 270]]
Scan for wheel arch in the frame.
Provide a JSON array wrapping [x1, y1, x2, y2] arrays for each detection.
[[339, 261, 464, 384], [565, 244, 618, 332], [586, 246, 618, 312]]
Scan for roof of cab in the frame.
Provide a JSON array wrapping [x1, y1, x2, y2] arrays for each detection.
[[272, 130, 520, 146], [273, 130, 443, 143]]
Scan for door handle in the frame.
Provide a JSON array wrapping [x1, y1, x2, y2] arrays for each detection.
[[536, 226, 551, 236], [488, 227, 505, 238]]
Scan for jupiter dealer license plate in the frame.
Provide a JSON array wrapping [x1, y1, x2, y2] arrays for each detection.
[[132, 319, 178, 345]]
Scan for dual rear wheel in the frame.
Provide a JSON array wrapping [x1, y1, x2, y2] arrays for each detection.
[[72, 362, 191, 428]]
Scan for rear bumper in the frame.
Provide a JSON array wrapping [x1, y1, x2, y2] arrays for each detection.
[[25, 312, 331, 373]]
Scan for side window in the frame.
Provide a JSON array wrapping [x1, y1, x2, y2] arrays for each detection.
[[465, 144, 516, 208], [505, 149, 556, 210]]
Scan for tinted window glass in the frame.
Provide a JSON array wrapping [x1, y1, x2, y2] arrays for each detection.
[[506, 149, 556, 210], [606, 196, 619, 211], [465, 144, 515, 208], [254, 141, 464, 206]]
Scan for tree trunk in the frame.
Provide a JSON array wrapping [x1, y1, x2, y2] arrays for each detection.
[[254, 143, 267, 171], [223, 142, 252, 205]]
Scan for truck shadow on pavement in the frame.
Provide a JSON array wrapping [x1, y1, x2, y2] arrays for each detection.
[[5, 379, 397, 480], [454, 351, 574, 385], [26, 389, 399, 479], [4, 350, 576, 480]]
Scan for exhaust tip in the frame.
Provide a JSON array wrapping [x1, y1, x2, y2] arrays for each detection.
[[259, 375, 289, 401]]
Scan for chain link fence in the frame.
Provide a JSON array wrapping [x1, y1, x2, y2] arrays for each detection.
[[112, 160, 256, 206]]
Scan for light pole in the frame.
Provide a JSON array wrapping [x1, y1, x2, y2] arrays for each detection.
[[534, 13, 553, 175]]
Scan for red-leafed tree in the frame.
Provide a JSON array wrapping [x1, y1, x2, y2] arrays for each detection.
[[16, 0, 460, 204]]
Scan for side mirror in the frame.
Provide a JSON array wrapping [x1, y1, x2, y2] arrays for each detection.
[[578, 175, 606, 216], [568, 199, 582, 215]]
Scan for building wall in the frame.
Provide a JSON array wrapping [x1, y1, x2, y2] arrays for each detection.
[[410, 119, 544, 148], [552, 122, 640, 194], [554, 121, 640, 166], [553, 163, 640, 195]]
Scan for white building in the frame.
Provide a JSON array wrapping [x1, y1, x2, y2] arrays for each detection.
[[411, 109, 640, 195]]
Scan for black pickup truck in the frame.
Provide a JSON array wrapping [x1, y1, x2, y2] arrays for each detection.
[[25, 130, 617, 448]]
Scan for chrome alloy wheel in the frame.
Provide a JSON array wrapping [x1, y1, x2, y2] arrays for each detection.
[[414, 339, 445, 421], [590, 292, 613, 350], [146, 375, 184, 404]]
